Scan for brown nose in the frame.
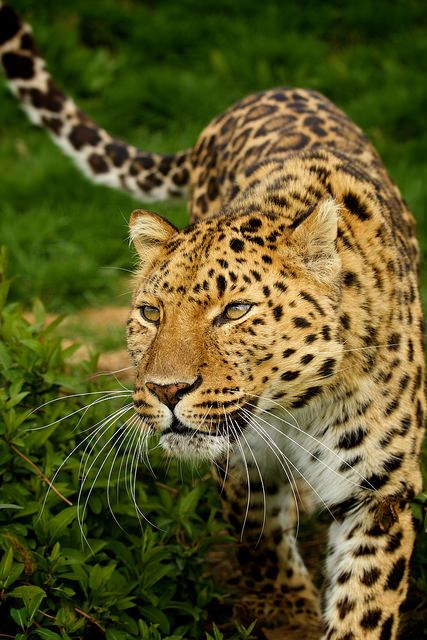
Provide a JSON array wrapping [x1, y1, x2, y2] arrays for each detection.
[[146, 376, 201, 410]]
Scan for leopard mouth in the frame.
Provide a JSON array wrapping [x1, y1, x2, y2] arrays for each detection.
[[159, 404, 256, 461], [162, 403, 255, 439], [162, 417, 225, 438]]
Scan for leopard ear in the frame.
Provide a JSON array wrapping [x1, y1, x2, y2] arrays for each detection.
[[129, 209, 177, 266], [290, 198, 341, 282]]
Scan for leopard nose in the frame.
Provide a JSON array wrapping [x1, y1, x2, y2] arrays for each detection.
[[146, 376, 202, 410]]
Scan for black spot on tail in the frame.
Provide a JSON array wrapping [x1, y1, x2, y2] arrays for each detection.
[[41, 116, 62, 135], [130, 154, 155, 174], [20, 32, 35, 51], [172, 168, 189, 186], [28, 83, 64, 112], [88, 153, 109, 174], [2, 51, 33, 79], [0, 5, 21, 46], [106, 142, 129, 167], [69, 124, 101, 150]]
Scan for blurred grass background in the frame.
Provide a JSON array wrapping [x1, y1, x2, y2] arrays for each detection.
[[0, 0, 426, 311]]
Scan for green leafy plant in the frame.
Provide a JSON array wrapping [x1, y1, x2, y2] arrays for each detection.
[[0, 249, 254, 639]]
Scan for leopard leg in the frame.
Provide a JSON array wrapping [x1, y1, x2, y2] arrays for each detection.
[[322, 501, 415, 640], [215, 459, 321, 632]]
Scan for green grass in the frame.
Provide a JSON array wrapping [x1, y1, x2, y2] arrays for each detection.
[[0, 0, 426, 310]]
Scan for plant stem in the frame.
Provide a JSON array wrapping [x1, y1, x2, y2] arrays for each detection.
[[10, 444, 73, 506], [75, 607, 105, 632]]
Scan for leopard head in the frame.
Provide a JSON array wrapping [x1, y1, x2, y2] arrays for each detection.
[[127, 196, 343, 461]]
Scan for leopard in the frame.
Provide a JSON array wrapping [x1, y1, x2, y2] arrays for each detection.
[[1, 4, 425, 639]]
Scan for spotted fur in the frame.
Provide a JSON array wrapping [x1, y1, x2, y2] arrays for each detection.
[[1, 5, 425, 639]]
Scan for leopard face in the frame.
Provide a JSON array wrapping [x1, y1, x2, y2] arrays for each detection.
[[127, 197, 344, 461]]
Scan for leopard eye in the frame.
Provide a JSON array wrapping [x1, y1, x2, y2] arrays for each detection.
[[223, 302, 253, 321], [139, 305, 160, 323]]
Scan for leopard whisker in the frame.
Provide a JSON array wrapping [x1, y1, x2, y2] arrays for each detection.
[[33, 388, 131, 411], [135, 417, 156, 477], [79, 404, 133, 480], [72, 397, 133, 438], [78, 417, 135, 549], [138, 420, 156, 478], [128, 423, 159, 529], [248, 403, 370, 492], [79, 399, 133, 442], [315, 342, 400, 356], [244, 411, 336, 521], [100, 265, 136, 274], [235, 415, 267, 546], [38, 407, 128, 519], [228, 418, 251, 541], [124, 420, 144, 504], [94, 365, 136, 378], [220, 407, 232, 494], [242, 393, 376, 492], [112, 377, 133, 393], [117, 413, 152, 524], [28, 390, 132, 431], [78, 408, 136, 519], [240, 409, 301, 539], [129, 426, 145, 527], [106, 418, 138, 533], [117, 415, 140, 502]]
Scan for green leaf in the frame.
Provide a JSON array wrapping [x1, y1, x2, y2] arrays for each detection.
[[179, 485, 204, 516], [115, 596, 136, 610], [6, 391, 29, 409], [0, 545, 13, 580], [89, 494, 103, 514], [141, 563, 175, 590], [106, 630, 129, 640], [49, 506, 78, 541], [20, 338, 42, 353], [140, 605, 170, 634], [205, 624, 224, 640], [4, 562, 25, 588], [0, 503, 23, 510], [36, 630, 62, 640], [89, 562, 117, 591], [9, 585, 46, 622], [235, 620, 257, 639], [0, 344, 12, 371], [10, 606, 29, 630], [49, 541, 61, 562]]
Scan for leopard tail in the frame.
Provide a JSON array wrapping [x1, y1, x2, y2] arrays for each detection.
[[0, 3, 192, 201]]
